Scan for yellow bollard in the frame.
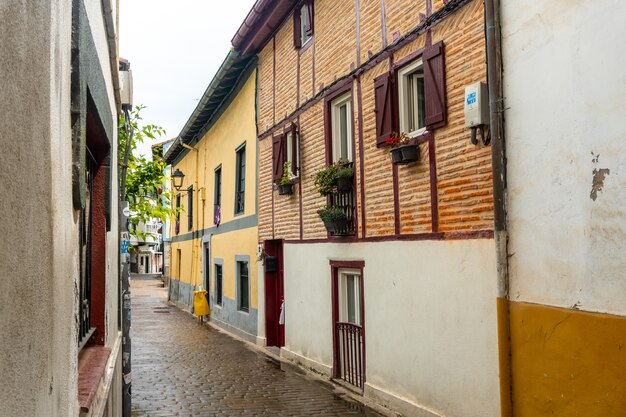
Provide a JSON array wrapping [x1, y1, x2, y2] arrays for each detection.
[[193, 290, 210, 317]]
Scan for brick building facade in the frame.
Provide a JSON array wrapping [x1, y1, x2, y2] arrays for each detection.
[[233, 0, 502, 415]]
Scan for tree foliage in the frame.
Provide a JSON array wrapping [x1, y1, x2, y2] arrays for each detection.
[[119, 106, 175, 242]]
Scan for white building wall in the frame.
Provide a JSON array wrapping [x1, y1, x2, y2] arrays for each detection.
[[501, 1, 626, 314], [283, 240, 501, 417]]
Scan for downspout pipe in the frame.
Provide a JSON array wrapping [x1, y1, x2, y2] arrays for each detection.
[[485, 0, 512, 416], [101, 0, 121, 111]]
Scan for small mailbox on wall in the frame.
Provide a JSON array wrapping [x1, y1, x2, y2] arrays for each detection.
[[265, 256, 278, 272], [464, 82, 490, 145]]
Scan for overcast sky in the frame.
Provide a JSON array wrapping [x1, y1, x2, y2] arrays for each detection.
[[119, 0, 256, 157]]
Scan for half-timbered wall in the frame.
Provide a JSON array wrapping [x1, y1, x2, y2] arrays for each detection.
[[257, 0, 492, 243]]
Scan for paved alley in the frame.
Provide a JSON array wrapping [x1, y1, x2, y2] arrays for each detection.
[[130, 275, 383, 417]]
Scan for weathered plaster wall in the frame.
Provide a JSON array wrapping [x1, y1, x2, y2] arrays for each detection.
[[502, 0, 626, 315], [0, 2, 77, 416], [283, 239, 501, 417], [502, 2, 626, 415], [0, 1, 120, 416]]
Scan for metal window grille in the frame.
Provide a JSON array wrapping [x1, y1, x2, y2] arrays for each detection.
[[336, 322, 364, 388]]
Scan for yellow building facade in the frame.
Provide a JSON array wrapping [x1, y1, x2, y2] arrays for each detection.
[[165, 52, 260, 341]]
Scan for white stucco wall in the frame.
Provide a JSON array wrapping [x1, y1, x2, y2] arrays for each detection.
[[283, 240, 500, 417], [502, 1, 626, 315]]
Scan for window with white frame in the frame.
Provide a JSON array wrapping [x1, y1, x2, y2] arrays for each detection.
[[294, 1, 314, 49], [398, 58, 426, 137], [331, 92, 353, 162], [300, 5, 311, 45], [286, 129, 300, 177], [338, 269, 361, 325]]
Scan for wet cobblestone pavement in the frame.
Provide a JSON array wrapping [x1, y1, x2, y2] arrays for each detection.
[[130, 275, 383, 417]]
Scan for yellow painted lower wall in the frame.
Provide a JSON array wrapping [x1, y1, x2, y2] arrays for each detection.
[[509, 301, 626, 417], [169, 226, 258, 309], [210, 227, 259, 309], [170, 239, 196, 285]]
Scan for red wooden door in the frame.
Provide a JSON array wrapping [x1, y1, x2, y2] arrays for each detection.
[[264, 240, 284, 347]]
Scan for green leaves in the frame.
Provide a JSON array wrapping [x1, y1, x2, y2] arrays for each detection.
[[119, 106, 174, 241]]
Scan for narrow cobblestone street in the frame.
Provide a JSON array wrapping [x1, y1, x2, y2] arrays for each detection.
[[130, 275, 383, 417]]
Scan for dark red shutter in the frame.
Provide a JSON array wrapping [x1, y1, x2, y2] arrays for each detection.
[[293, 8, 302, 48], [305, 1, 314, 37], [272, 135, 286, 182], [290, 123, 299, 175], [423, 41, 447, 128], [374, 72, 395, 147]]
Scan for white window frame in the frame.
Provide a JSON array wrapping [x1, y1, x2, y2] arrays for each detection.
[[300, 5, 312, 47], [338, 269, 361, 325], [331, 92, 353, 163], [286, 130, 300, 178], [398, 58, 427, 138]]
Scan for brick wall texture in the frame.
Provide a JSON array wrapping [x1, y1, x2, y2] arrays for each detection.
[[257, 0, 492, 241]]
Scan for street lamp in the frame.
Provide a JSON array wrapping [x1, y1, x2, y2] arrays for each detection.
[[171, 168, 185, 191]]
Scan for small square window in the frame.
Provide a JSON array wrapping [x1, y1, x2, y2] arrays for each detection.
[[331, 92, 353, 162], [398, 59, 426, 137]]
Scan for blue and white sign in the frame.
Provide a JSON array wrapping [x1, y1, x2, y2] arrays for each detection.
[[121, 240, 130, 254], [466, 91, 477, 105]]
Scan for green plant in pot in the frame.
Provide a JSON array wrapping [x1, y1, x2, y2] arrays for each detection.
[[335, 163, 354, 192], [317, 204, 348, 233], [313, 164, 338, 196], [277, 161, 296, 195]]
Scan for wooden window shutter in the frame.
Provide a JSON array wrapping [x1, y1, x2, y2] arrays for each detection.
[[304, 1, 314, 37], [290, 123, 299, 175], [423, 41, 447, 128], [272, 135, 286, 182], [374, 72, 395, 147], [293, 8, 302, 48]]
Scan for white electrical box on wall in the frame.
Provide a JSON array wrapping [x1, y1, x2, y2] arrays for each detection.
[[120, 69, 133, 109], [464, 82, 489, 128]]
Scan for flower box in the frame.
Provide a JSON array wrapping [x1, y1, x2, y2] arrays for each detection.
[[336, 175, 353, 192], [278, 183, 294, 195], [390, 144, 419, 165], [323, 218, 349, 234]]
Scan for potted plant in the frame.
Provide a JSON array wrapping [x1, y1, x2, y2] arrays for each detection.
[[277, 161, 296, 195], [335, 160, 354, 192], [313, 164, 338, 196], [386, 132, 420, 164], [317, 205, 348, 233]]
